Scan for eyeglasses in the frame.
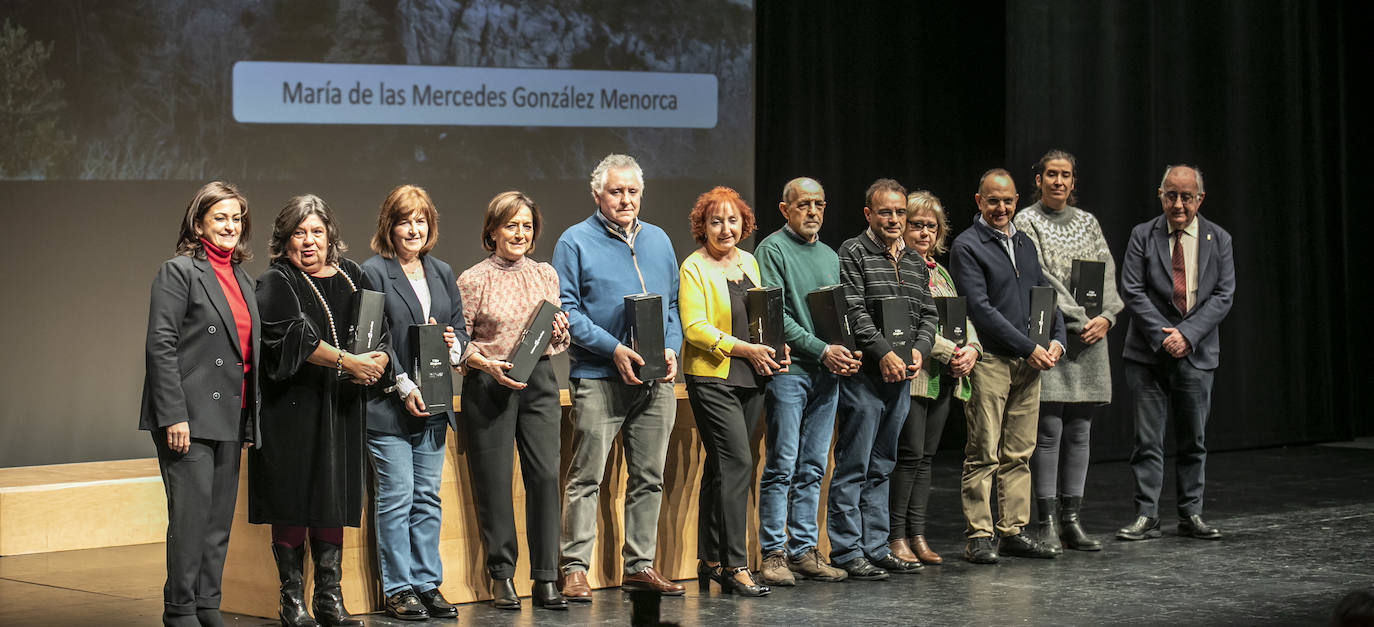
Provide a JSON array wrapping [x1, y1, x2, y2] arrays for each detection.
[[908, 221, 938, 232], [1162, 191, 1200, 205]]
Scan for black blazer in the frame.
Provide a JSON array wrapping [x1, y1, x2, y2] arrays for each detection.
[[361, 254, 468, 434], [140, 255, 262, 445]]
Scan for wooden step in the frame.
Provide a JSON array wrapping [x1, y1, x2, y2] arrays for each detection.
[[0, 459, 167, 556]]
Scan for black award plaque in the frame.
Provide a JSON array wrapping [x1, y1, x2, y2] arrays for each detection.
[[408, 323, 452, 414], [625, 293, 667, 381], [747, 286, 786, 359], [1028, 285, 1056, 348], [806, 284, 856, 350], [507, 300, 560, 383], [1070, 259, 1106, 319], [874, 297, 913, 366], [934, 296, 967, 347], [347, 289, 385, 354]]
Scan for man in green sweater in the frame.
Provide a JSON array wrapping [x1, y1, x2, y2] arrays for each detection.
[[754, 177, 862, 585]]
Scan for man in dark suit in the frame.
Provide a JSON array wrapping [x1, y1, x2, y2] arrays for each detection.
[[1117, 164, 1235, 541], [949, 169, 1065, 564]]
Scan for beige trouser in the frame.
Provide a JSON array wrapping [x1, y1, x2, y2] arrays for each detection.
[[961, 353, 1041, 538]]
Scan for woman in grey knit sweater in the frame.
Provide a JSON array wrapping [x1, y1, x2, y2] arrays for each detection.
[[1012, 150, 1124, 552]]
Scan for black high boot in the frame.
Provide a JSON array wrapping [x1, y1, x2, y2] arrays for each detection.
[[1035, 498, 1064, 556], [309, 539, 363, 627], [1059, 496, 1103, 551], [271, 543, 319, 627]]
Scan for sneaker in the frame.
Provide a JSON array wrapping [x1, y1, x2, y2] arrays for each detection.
[[760, 550, 796, 586], [786, 547, 848, 582]]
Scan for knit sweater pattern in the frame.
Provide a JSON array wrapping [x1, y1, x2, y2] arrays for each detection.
[[1013, 201, 1124, 403]]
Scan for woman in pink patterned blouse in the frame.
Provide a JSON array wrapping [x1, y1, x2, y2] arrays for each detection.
[[456, 191, 572, 611]]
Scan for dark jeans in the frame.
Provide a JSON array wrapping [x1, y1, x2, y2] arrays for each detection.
[[1031, 402, 1096, 499], [828, 372, 910, 564], [1125, 356, 1214, 517], [153, 433, 240, 619], [687, 380, 765, 568], [461, 359, 563, 581], [890, 381, 952, 540]]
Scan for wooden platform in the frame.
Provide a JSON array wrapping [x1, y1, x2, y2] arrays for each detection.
[[0, 383, 839, 617], [221, 383, 840, 618], [0, 459, 167, 556]]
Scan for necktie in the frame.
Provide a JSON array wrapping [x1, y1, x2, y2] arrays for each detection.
[[1171, 230, 1187, 313]]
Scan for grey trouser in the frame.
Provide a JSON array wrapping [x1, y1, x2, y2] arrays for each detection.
[[559, 377, 677, 575]]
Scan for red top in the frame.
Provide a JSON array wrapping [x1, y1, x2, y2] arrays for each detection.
[[203, 239, 253, 407]]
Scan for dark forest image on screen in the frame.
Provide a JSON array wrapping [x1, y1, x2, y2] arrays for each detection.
[[0, 0, 753, 182]]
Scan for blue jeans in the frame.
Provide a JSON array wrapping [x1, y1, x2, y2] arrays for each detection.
[[828, 373, 910, 564], [1125, 356, 1213, 517], [759, 370, 839, 557], [367, 420, 447, 597]]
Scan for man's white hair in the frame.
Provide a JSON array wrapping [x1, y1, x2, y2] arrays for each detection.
[[590, 154, 645, 195], [1159, 164, 1205, 193]]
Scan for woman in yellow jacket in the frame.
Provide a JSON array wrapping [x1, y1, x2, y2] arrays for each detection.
[[679, 186, 786, 598]]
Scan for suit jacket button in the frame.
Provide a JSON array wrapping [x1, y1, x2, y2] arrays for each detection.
[[212, 391, 222, 400], [215, 358, 224, 367], [208, 325, 217, 334]]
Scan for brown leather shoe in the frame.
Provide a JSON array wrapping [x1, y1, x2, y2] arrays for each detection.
[[621, 566, 686, 596], [909, 535, 943, 565], [888, 538, 919, 563], [559, 570, 592, 603]]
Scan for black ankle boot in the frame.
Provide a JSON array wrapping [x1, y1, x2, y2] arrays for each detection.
[[309, 539, 362, 626], [271, 543, 318, 627], [1036, 498, 1064, 555], [532, 580, 568, 610], [491, 577, 521, 610], [1059, 496, 1103, 551]]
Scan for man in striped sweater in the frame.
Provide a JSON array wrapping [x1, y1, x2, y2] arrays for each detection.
[[828, 178, 939, 580]]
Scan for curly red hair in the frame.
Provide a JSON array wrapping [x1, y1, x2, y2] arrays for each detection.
[[688, 186, 755, 246]]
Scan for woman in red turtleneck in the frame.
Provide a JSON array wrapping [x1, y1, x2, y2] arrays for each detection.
[[139, 181, 261, 627]]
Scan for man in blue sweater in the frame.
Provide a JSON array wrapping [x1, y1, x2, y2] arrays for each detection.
[[552, 154, 685, 600], [949, 168, 1066, 564]]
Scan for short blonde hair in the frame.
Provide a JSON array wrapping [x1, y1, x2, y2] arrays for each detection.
[[906, 190, 950, 255]]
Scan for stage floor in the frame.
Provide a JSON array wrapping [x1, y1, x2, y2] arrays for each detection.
[[3, 442, 1371, 626]]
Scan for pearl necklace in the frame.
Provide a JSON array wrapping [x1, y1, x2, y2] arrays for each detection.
[[300, 265, 358, 349]]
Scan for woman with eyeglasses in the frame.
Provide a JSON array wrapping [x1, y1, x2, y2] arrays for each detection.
[[1012, 150, 1124, 552], [886, 190, 982, 566]]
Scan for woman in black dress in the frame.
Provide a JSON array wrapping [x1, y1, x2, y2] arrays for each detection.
[[250, 194, 389, 627]]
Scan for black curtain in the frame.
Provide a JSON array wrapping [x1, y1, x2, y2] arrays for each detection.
[[755, 2, 1006, 242], [757, 0, 1368, 459]]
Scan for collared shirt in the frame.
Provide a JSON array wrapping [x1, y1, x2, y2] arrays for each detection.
[[595, 208, 641, 247], [782, 222, 815, 244], [1168, 216, 1200, 311], [977, 215, 1018, 271], [863, 226, 907, 255]]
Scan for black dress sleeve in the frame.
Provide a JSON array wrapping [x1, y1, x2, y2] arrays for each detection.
[[256, 264, 322, 382]]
